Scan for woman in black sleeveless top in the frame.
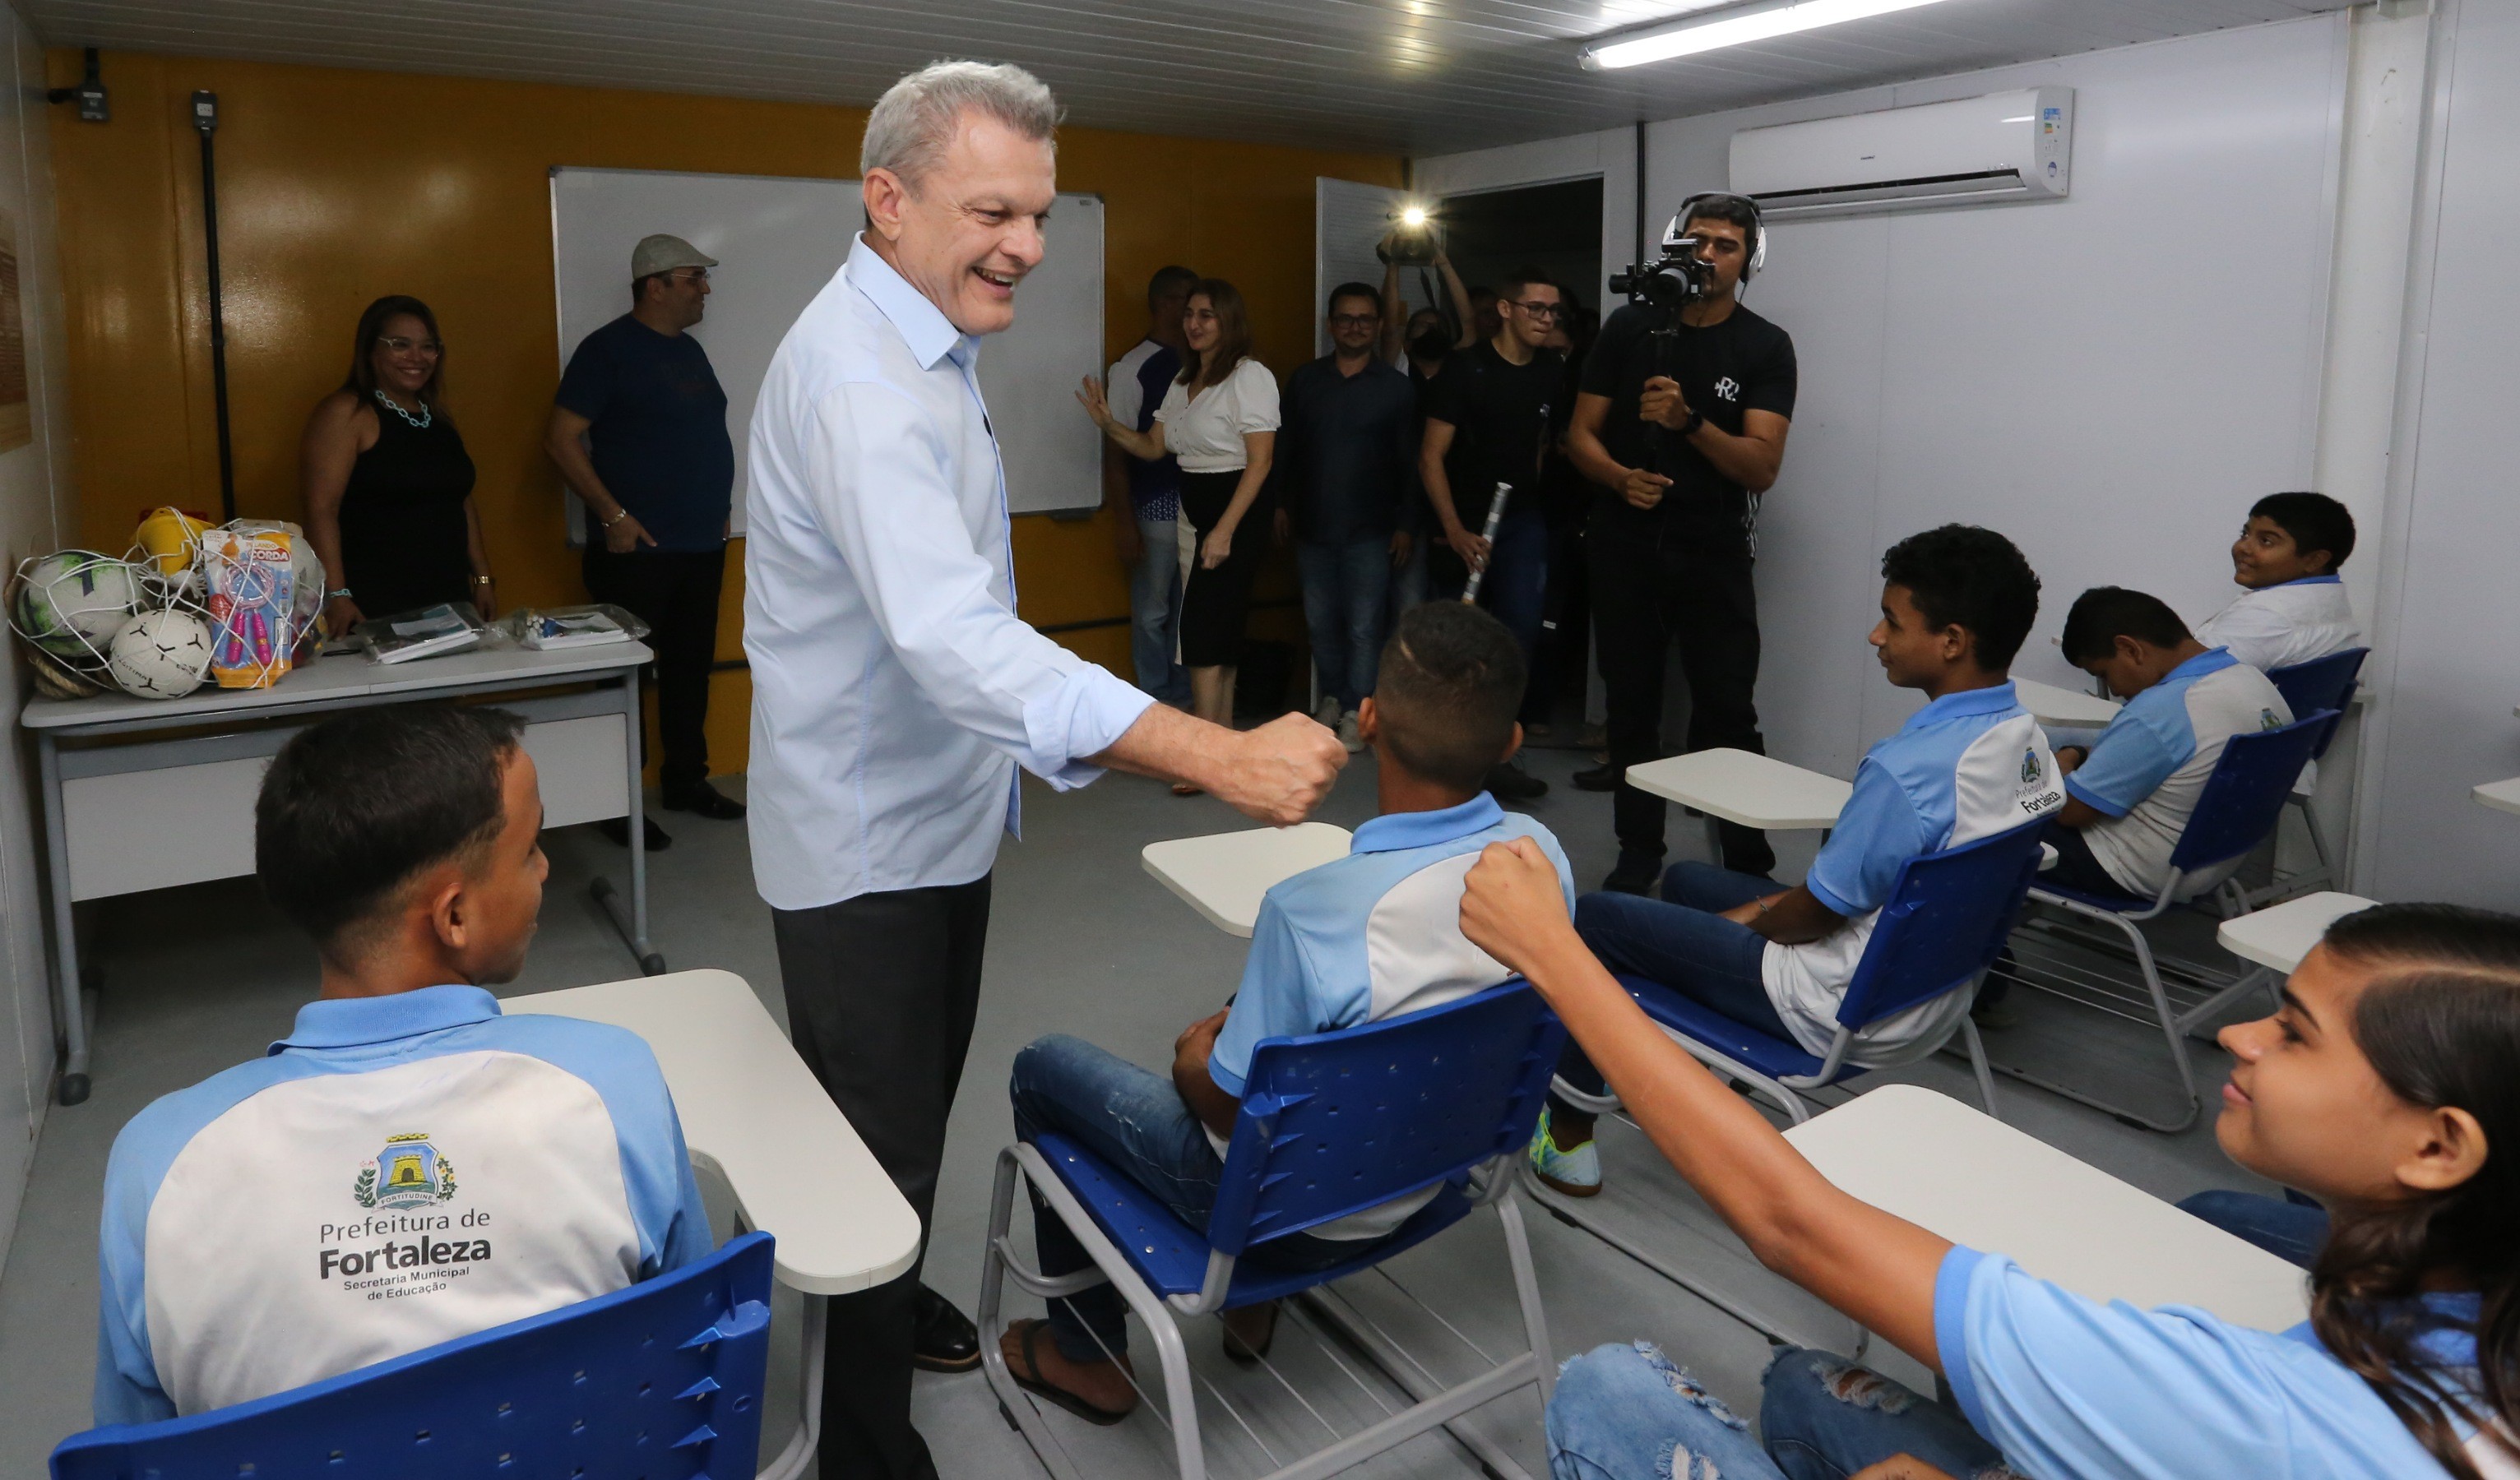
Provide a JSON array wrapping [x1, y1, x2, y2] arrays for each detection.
[[301, 296, 493, 635]]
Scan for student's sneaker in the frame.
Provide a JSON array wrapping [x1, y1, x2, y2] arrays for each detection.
[[1336, 710, 1363, 753], [1488, 761, 1549, 800], [1313, 695, 1342, 728], [1527, 1108, 1600, 1197]]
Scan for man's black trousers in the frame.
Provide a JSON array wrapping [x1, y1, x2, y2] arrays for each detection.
[[773, 875, 993, 1480], [1589, 530, 1776, 876], [581, 544, 725, 797]]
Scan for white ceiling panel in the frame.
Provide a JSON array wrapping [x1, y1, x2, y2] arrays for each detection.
[[21, 0, 2356, 154]]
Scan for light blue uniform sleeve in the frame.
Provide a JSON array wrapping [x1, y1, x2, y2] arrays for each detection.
[[1933, 1246, 2435, 1480], [1207, 895, 1330, 1098], [94, 1114, 178, 1427], [1802, 760, 1930, 918], [2065, 708, 2189, 818]]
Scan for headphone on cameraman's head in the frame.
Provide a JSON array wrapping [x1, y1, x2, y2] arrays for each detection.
[[1669, 191, 1767, 280]]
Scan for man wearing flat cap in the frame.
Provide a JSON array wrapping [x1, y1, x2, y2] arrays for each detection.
[[547, 233, 746, 843]]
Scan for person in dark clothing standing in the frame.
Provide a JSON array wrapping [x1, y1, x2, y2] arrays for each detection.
[[1566, 195, 1797, 892], [547, 234, 743, 849], [301, 295, 492, 636], [1275, 282, 1419, 752], [1420, 265, 1564, 800]]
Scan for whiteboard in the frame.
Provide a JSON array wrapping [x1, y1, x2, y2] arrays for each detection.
[[550, 166, 1106, 533]]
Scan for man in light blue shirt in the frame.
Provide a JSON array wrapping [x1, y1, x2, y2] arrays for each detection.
[[998, 604, 1570, 1424], [94, 707, 709, 1427], [741, 61, 1342, 1477]]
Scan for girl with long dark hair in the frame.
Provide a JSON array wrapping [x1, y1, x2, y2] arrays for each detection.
[[1079, 279, 1277, 779], [300, 295, 491, 634], [1455, 862, 2520, 1480]]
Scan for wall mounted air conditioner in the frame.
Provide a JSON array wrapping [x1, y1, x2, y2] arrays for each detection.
[[1730, 87, 2073, 218]]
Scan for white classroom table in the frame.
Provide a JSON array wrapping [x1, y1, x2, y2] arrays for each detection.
[[1142, 821, 1352, 937], [2474, 777, 2520, 816], [1786, 1085, 2309, 1332], [512, 969, 922, 1480], [2012, 676, 2121, 728], [2218, 890, 2375, 975], [1623, 747, 1851, 833], [21, 638, 660, 1106]]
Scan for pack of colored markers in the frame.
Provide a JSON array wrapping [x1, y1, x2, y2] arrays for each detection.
[[199, 526, 299, 689]]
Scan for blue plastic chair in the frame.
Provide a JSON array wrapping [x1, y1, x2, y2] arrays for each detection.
[[2009, 710, 2336, 1131], [978, 982, 1565, 1480], [53, 1232, 775, 1480], [1534, 822, 2044, 1350], [2254, 647, 2368, 900]]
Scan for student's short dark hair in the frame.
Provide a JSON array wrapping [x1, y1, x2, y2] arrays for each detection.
[[2250, 491, 2357, 571], [1327, 281, 1380, 315], [1373, 604, 1525, 793], [1497, 265, 1557, 299], [1879, 525, 2041, 668], [256, 706, 526, 953], [1147, 265, 1199, 310], [2060, 586, 2191, 665]]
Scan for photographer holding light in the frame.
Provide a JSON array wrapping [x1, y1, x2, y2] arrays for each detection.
[[1565, 193, 1798, 894]]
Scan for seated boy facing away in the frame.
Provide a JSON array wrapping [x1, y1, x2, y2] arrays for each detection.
[[998, 603, 1573, 1424], [94, 707, 711, 1426], [2194, 490, 2360, 673], [1534, 525, 2061, 1198], [2040, 586, 2293, 903]]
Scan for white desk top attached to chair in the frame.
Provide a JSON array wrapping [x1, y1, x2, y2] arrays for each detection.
[[2473, 778, 2520, 817], [1622, 748, 1851, 830], [1786, 1085, 2309, 1332], [1142, 822, 1353, 937], [2217, 891, 2376, 975], [509, 969, 922, 1297], [2012, 677, 2122, 728]]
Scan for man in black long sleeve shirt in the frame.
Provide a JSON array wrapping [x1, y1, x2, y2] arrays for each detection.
[[1276, 282, 1419, 750]]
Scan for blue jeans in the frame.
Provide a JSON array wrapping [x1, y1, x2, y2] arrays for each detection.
[[1555, 864, 1791, 1111], [1009, 1035, 1365, 1362], [1297, 537, 1392, 712], [2176, 1189, 2329, 1269], [1437, 507, 1549, 673], [1388, 534, 1429, 625], [1129, 514, 1188, 703], [1547, 1344, 2019, 1480]]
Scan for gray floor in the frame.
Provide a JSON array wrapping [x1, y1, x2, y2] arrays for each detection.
[[0, 743, 2281, 1479]]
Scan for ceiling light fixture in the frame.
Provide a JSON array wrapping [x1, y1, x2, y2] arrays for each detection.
[[1580, 0, 1958, 71]]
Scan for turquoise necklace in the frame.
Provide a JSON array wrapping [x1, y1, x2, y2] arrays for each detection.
[[373, 388, 433, 430]]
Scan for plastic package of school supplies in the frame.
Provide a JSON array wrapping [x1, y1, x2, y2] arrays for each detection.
[[357, 603, 488, 664], [198, 525, 298, 689], [501, 603, 649, 651]]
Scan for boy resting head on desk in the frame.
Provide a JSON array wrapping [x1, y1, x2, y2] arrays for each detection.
[[998, 602, 1573, 1425], [91, 705, 710, 1427], [2040, 586, 2291, 903], [2195, 490, 2360, 674], [1536, 524, 2061, 1198]]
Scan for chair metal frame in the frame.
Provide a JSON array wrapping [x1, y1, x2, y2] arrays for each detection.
[[53, 1231, 777, 1480], [976, 983, 1563, 1480], [2000, 709, 2337, 1132], [1531, 821, 2050, 1348], [2244, 648, 2367, 905]]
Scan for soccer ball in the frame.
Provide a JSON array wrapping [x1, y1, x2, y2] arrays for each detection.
[[107, 608, 214, 700], [12, 552, 139, 659]]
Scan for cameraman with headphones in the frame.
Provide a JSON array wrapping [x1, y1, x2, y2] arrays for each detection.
[[1566, 193, 1797, 894]]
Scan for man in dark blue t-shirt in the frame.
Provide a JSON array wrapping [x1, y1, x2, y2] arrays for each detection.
[[547, 233, 742, 841]]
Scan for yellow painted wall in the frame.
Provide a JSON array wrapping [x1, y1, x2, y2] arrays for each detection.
[[46, 50, 1398, 774]]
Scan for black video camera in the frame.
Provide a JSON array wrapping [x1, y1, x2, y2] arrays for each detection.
[[1610, 228, 1717, 308]]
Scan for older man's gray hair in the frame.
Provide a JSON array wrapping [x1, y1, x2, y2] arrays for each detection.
[[861, 61, 1060, 189]]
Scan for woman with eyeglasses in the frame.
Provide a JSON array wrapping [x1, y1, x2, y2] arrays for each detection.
[[300, 295, 491, 636]]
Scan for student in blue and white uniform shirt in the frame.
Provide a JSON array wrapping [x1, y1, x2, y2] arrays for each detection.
[[2195, 491, 2361, 673], [1466, 842, 2520, 1480], [2040, 586, 2292, 902], [1534, 526, 2062, 1196], [93, 707, 710, 1425], [1100, 265, 1199, 705], [744, 63, 1340, 1478], [994, 604, 1573, 1425]]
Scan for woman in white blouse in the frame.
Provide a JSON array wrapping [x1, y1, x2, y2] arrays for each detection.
[[1081, 278, 1279, 781]]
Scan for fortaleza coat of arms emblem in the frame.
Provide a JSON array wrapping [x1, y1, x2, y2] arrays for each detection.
[[353, 1131, 458, 1209]]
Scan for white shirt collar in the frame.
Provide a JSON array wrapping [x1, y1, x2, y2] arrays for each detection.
[[843, 232, 977, 372]]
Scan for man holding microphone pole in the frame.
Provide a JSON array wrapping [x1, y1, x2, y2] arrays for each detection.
[[1567, 193, 1796, 894], [745, 61, 1343, 1479]]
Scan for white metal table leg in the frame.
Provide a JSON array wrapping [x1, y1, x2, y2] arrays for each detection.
[[758, 1292, 826, 1480]]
